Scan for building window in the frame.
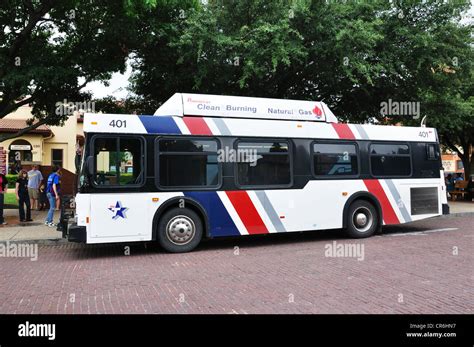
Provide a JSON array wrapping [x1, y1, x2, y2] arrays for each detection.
[[236, 141, 291, 187], [93, 137, 144, 186], [158, 138, 219, 188], [312, 142, 358, 176], [370, 143, 411, 177], [51, 149, 63, 168]]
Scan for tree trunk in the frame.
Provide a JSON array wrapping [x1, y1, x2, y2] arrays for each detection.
[[460, 143, 472, 179]]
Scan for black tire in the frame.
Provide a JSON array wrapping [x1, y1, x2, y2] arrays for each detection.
[[345, 200, 379, 238], [157, 208, 203, 253]]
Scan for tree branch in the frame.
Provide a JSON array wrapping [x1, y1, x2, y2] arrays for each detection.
[[0, 95, 36, 119], [0, 0, 55, 79], [443, 136, 465, 160], [7, 0, 55, 58]]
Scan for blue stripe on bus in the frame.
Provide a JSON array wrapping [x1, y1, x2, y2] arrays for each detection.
[[138, 115, 181, 134], [184, 192, 240, 237]]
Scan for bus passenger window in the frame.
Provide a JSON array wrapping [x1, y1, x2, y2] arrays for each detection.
[[158, 138, 219, 187], [93, 137, 143, 186], [236, 141, 291, 186], [370, 143, 411, 177], [313, 142, 358, 176]]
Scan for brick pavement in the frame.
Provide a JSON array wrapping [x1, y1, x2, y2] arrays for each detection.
[[0, 214, 472, 314]]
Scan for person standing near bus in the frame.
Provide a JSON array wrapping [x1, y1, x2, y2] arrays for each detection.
[[27, 164, 43, 210], [45, 165, 61, 227], [0, 170, 8, 225], [55, 170, 62, 211], [15, 169, 32, 222]]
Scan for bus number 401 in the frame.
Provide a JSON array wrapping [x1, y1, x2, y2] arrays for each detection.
[[419, 131, 429, 138], [109, 120, 127, 128]]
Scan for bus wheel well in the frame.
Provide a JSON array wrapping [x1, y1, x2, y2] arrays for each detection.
[[342, 193, 382, 232], [152, 198, 209, 241]]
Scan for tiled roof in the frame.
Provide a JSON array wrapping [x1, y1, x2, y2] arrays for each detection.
[[0, 119, 52, 136]]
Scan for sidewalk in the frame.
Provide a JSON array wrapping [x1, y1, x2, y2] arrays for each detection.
[[447, 200, 474, 214], [0, 201, 472, 243], [0, 209, 62, 242]]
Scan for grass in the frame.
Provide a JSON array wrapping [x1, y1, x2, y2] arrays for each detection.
[[3, 192, 19, 207]]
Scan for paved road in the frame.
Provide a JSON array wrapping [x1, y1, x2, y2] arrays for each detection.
[[0, 214, 472, 314]]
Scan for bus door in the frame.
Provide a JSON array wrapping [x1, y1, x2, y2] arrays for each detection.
[[88, 135, 148, 241]]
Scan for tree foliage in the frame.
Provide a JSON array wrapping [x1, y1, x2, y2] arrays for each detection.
[[131, 0, 473, 175], [0, 0, 157, 141], [1, 1, 473, 175]]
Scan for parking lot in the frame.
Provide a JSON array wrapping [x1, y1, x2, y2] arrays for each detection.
[[0, 214, 472, 314]]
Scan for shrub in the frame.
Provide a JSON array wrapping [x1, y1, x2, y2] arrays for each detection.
[[5, 174, 18, 188]]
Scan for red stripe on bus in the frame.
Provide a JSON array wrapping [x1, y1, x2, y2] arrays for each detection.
[[225, 191, 269, 234], [183, 116, 212, 135], [363, 179, 400, 224], [331, 123, 356, 139]]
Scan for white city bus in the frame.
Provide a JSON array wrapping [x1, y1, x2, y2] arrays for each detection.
[[63, 93, 449, 252]]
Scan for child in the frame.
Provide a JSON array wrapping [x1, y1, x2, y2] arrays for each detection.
[[38, 183, 47, 211]]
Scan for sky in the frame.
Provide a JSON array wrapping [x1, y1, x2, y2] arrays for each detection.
[[82, 61, 133, 99], [83, 1, 474, 99]]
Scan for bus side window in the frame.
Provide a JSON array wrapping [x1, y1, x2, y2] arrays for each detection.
[[236, 141, 291, 187], [426, 144, 439, 160], [158, 138, 220, 188], [369, 143, 411, 177], [312, 142, 358, 176]]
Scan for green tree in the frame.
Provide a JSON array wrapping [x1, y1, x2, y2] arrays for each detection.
[[0, 0, 157, 142], [92, 95, 150, 115], [131, 0, 473, 176], [130, 0, 306, 100]]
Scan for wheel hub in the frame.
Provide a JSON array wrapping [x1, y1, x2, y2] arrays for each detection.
[[352, 207, 373, 233], [355, 213, 368, 227], [166, 216, 195, 245]]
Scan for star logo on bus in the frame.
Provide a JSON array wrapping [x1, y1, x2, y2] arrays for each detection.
[[108, 201, 128, 220]]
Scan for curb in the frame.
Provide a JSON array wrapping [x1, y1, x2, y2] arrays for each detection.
[[438, 211, 474, 218], [0, 238, 67, 245]]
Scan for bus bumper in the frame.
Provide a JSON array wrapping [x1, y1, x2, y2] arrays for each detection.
[[442, 203, 450, 215], [67, 223, 87, 243]]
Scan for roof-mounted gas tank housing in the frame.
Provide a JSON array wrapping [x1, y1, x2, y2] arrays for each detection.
[[154, 93, 339, 123]]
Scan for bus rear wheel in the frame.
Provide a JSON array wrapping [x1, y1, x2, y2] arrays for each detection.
[[157, 208, 203, 253], [345, 200, 379, 238]]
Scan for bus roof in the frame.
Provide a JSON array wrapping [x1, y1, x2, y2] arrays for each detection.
[[153, 93, 339, 123], [83, 113, 438, 143]]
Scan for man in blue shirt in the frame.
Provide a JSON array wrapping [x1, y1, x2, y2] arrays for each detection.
[[45, 165, 61, 227]]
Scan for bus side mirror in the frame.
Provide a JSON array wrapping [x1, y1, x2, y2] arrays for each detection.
[[86, 156, 95, 176]]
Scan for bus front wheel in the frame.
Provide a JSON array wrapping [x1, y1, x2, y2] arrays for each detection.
[[157, 208, 203, 253], [345, 200, 379, 238]]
